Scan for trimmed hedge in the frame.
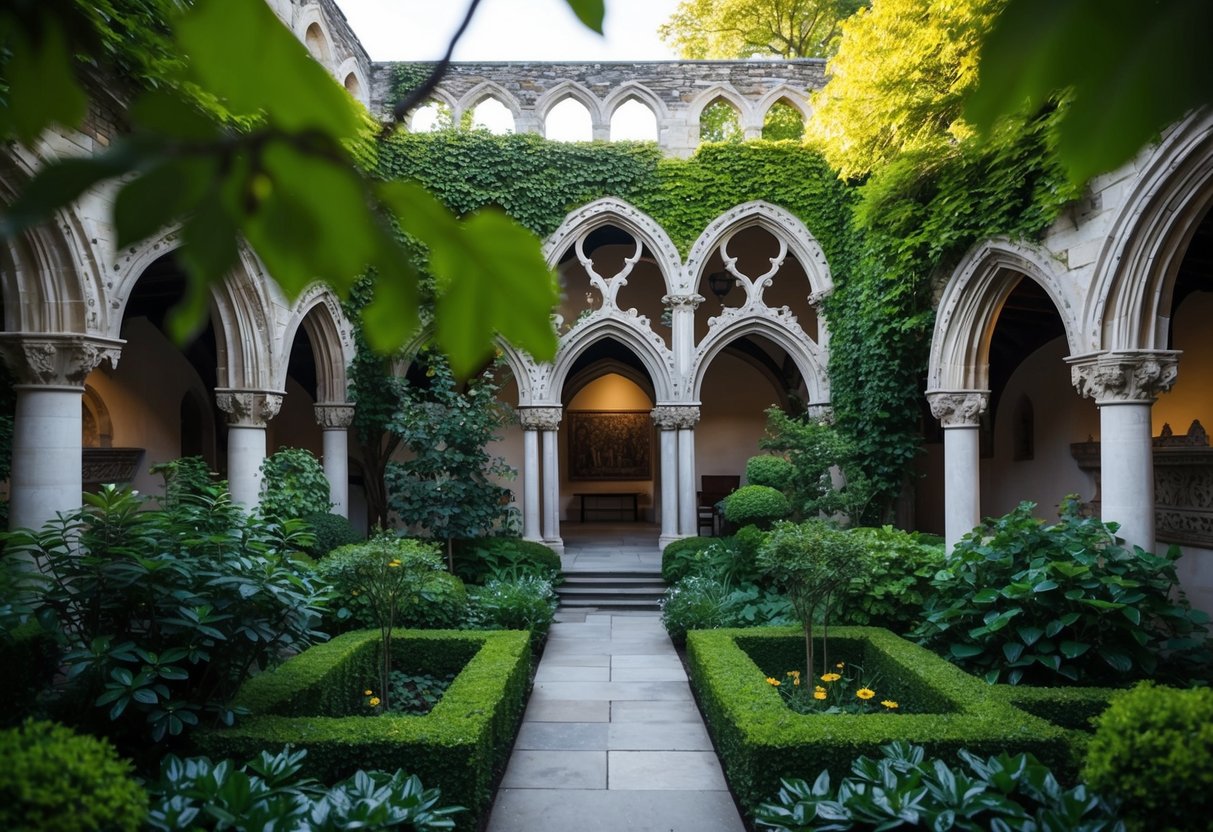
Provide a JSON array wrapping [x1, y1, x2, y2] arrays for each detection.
[[992, 684, 1119, 731], [687, 626, 1078, 814], [194, 629, 530, 825], [661, 536, 718, 583], [722, 485, 790, 529]]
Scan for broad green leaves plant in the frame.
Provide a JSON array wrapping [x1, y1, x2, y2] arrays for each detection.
[[913, 498, 1211, 685], [967, 0, 1213, 186], [0, 0, 560, 375], [753, 741, 1124, 832], [258, 447, 332, 524]]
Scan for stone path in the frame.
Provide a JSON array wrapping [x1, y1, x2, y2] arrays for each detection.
[[486, 610, 745, 832]]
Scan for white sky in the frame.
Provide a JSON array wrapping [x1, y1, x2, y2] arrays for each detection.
[[334, 0, 682, 62]]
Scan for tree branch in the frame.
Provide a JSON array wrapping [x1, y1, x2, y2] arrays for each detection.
[[386, 0, 485, 133]]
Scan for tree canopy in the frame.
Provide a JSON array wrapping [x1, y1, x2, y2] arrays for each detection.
[[808, 0, 1003, 180], [658, 0, 866, 60]]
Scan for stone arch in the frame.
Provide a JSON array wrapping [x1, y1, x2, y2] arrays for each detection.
[[548, 318, 676, 405], [0, 148, 106, 335], [82, 383, 113, 447], [543, 197, 682, 297], [688, 85, 753, 139], [277, 284, 355, 403], [685, 200, 833, 310], [929, 237, 1083, 392], [1085, 110, 1213, 353], [407, 89, 457, 132], [602, 82, 670, 123], [457, 81, 522, 130], [336, 58, 369, 107], [690, 315, 828, 405], [565, 358, 656, 404], [534, 81, 603, 130], [298, 6, 334, 69], [755, 85, 812, 122]]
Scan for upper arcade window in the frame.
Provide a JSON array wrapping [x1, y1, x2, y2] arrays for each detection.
[[410, 100, 453, 132], [470, 97, 515, 134], [610, 98, 658, 142], [762, 99, 805, 141], [545, 98, 593, 142], [699, 98, 743, 144], [304, 22, 331, 65], [343, 73, 362, 100]]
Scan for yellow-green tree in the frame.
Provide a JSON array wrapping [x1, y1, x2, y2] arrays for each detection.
[[808, 0, 1003, 180], [659, 0, 865, 59]]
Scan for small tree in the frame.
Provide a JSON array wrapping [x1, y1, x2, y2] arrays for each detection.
[[761, 407, 873, 526], [258, 447, 332, 523], [758, 520, 867, 676], [385, 349, 516, 569]]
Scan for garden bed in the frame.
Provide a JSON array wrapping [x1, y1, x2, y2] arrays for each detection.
[[687, 626, 1081, 813], [194, 629, 531, 825]]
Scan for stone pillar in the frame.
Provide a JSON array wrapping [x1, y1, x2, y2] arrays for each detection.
[[313, 403, 355, 519], [518, 407, 553, 543], [659, 405, 701, 537], [927, 390, 989, 549], [651, 406, 683, 548], [591, 120, 610, 142], [216, 389, 283, 510], [1069, 351, 1180, 553], [663, 293, 704, 380], [527, 406, 564, 554], [0, 334, 123, 531]]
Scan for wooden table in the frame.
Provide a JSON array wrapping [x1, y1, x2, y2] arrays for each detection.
[[573, 492, 642, 522]]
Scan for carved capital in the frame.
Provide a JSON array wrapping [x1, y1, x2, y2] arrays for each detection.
[[662, 293, 705, 310], [0, 333, 123, 387], [314, 403, 355, 429], [808, 289, 832, 309], [1068, 351, 1180, 404], [927, 390, 989, 428], [806, 402, 834, 422], [651, 405, 700, 430], [216, 389, 284, 427], [518, 406, 563, 431]]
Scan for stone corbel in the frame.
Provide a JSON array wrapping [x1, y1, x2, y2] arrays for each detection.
[[1067, 350, 1180, 404], [519, 406, 563, 431], [216, 389, 284, 427], [0, 333, 124, 388], [926, 389, 989, 428]]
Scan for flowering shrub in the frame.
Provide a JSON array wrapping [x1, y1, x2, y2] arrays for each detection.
[[765, 662, 900, 715]]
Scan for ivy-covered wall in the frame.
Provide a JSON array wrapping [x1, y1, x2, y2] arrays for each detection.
[[375, 120, 1073, 518]]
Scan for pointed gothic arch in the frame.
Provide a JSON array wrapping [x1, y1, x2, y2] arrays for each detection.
[[548, 318, 676, 405], [277, 285, 355, 403]]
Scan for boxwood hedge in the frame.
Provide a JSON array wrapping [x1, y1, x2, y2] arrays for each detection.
[[687, 626, 1081, 813], [194, 629, 530, 825]]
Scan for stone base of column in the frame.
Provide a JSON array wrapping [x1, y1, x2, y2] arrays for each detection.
[[659, 534, 689, 552], [543, 537, 565, 556]]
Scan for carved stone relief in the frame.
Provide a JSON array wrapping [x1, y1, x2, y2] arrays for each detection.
[[926, 390, 989, 428], [216, 389, 284, 427], [1069, 351, 1180, 404], [0, 333, 123, 387]]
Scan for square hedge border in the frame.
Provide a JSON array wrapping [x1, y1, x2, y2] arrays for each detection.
[[687, 626, 1082, 813], [194, 629, 530, 824]]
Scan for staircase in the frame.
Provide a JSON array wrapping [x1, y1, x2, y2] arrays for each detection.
[[554, 570, 666, 611]]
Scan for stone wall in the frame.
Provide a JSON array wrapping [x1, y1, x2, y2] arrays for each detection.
[[370, 60, 827, 156]]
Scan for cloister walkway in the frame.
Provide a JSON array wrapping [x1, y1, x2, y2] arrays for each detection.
[[486, 526, 745, 832]]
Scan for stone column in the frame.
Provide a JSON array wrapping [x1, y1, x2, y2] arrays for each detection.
[[591, 120, 610, 142], [1069, 351, 1180, 553], [518, 407, 554, 543], [661, 405, 701, 537], [651, 406, 683, 548], [216, 389, 283, 510], [0, 334, 123, 531], [663, 292, 704, 380], [313, 403, 355, 519], [927, 390, 989, 549], [527, 407, 564, 554]]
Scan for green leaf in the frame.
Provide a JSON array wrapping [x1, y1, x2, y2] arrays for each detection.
[[130, 90, 222, 142], [1032, 579, 1058, 593], [1002, 641, 1024, 663], [175, 0, 360, 136], [1017, 625, 1044, 646], [1, 15, 87, 143], [950, 643, 984, 659], [1120, 605, 1142, 625], [114, 158, 214, 248], [1059, 640, 1090, 659], [1097, 647, 1132, 673], [563, 0, 606, 33], [973, 588, 999, 604]]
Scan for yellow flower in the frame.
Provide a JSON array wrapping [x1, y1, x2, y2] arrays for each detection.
[[881, 700, 899, 709], [821, 673, 841, 683], [363, 689, 373, 696], [813, 690, 827, 700], [793, 677, 800, 686], [856, 688, 876, 700], [814, 685, 826, 692], [369, 696, 381, 707], [836, 662, 845, 669], [388, 560, 402, 568], [765, 677, 781, 686]]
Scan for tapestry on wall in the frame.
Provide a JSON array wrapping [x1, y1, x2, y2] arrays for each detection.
[[568, 410, 652, 481]]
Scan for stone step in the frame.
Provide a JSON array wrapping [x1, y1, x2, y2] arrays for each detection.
[[559, 575, 663, 585], [556, 587, 665, 599], [554, 571, 667, 611], [556, 597, 663, 610]]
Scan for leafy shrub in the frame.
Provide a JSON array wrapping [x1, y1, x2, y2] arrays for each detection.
[[760, 408, 874, 525], [661, 536, 718, 583], [4, 485, 328, 750], [723, 485, 791, 530], [1083, 681, 1213, 831], [0, 719, 147, 832], [302, 512, 363, 557], [397, 571, 468, 629], [753, 741, 1122, 832], [465, 575, 557, 647], [146, 746, 462, 831], [746, 454, 794, 490], [834, 526, 946, 633], [259, 447, 332, 522], [913, 498, 1211, 685], [452, 537, 560, 584], [0, 621, 57, 726], [661, 575, 794, 644]]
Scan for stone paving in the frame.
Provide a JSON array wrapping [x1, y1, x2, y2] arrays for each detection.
[[486, 525, 745, 832]]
